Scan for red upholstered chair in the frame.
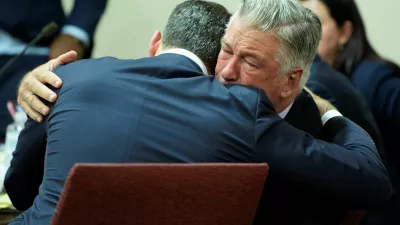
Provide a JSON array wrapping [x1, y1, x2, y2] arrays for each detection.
[[342, 210, 366, 225], [51, 163, 268, 225]]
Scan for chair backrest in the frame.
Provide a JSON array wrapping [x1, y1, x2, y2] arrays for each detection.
[[342, 210, 366, 225], [51, 163, 268, 225]]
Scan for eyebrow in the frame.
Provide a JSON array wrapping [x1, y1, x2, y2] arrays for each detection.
[[221, 37, 264, 63], [221, 38, 232, 48]]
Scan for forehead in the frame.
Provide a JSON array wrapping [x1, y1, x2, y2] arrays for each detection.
[[223, 19, 280, 56]]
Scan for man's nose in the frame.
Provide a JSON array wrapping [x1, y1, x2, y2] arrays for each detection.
[[220, 58, 240, 83]]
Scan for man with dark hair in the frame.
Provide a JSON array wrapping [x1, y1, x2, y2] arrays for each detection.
[[6, 1, 232, 224], [162, 0, 229, 74]]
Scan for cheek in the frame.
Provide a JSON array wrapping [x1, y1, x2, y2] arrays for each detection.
[[215, 51, 234, 75], [319, 24, 339, 56], [215, 56, 228, 77], [263, 78, 281, 98], [239, 71, 268, 92], [257, 71, 282, 103]]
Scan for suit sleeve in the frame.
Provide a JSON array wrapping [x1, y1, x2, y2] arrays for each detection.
[[254, 91, 392, 209], [4, 118, 47, 210], [66, 0, 108, 40]]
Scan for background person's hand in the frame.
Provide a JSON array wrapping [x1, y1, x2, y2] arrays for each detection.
[[49, 34, 85, 60], [17, 51, 78, 122]]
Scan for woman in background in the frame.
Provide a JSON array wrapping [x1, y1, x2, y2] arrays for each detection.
[[300, 0, 400, 224]]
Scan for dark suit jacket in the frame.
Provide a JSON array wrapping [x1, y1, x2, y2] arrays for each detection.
[[307, 55, 385, 156], [352, 60, 400, 225], [0, 0, 107, 47], [285, 90, 324, 138], [256, 91, 348, 225], [5, 53, 391, 225]]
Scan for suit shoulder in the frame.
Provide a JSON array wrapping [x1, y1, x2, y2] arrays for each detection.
[[225, 84, 262, 106], [52, 57, 125, 84], [310, 60, 351, 85], [225, 84, 275, 116], [54, 57, 120, 73], [353, 60, 398, 81], [356, 60, 392, 72], [352, 60, 400, 94]]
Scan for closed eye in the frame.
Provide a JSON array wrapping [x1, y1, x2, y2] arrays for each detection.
[[243, 58, 259, 69], [222, 48, 233, 55]]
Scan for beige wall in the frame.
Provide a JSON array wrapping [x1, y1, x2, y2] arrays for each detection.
[[63, 0, 400, 64], [89, 0, 239, 59], [355, 0, 399, 64]]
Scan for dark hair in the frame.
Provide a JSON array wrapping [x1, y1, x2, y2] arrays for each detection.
[[162, 0, 231, 74], [320, 0, 400, 76]]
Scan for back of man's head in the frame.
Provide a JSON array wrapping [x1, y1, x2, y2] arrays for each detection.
[[162, 0, 231, 75]]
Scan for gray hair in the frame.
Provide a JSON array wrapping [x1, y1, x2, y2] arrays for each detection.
[[162, 0, 231, 75], [230, 0, 322, 87]]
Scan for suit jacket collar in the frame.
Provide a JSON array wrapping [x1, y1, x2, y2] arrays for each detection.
[[284, 90, 324, 138], [160, 48, 208, 75], [278, 102, 294, 118]]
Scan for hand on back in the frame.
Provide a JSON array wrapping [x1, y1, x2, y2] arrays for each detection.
[[18, 51, 77, 122], [304, 87, 337, 116]]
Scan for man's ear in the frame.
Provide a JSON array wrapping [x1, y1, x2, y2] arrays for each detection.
[[148, 30, 162, 57], [280, 67, 303, 98]]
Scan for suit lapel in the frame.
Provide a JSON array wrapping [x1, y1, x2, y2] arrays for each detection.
[[284, 90, 324, 139]]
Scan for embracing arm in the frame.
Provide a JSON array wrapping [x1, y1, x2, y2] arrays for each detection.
[[4, 119, 47, 210], [255, 91, 391, 209]]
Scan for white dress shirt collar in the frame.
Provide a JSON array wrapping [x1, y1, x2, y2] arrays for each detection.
[[278, 102, 294, 119], [161, 48, 208, 75], [278, 101, 343, 125]]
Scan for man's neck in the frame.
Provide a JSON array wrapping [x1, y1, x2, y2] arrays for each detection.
[[275, 87, 305, 118], [159, 48, 208, 75], [275, 95, 297, 119], [276, 101, 294, 119]]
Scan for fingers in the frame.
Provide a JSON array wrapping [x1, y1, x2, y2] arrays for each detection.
[[18, 96, 44, 123], [18, 85, 51, 115], [22, 72, 58, 102], [48, 50, 77, 70], [303, 86, 317, 98], [16, 54, 73, 122], [17, 69, 57, 122], [303, 86, 311, 94], [36, 70, 62, 89]]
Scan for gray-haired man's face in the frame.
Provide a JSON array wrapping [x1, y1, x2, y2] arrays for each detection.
[[214, 19, 302, 113]]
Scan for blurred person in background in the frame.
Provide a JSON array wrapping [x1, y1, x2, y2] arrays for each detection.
[[300, 0, 400, 224], [0, 0, 108, 142], [306, 54, 385, 160]]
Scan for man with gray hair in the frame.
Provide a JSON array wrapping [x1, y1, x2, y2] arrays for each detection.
[[215, 0, 383, 224], [217, 0, 321, 118]]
